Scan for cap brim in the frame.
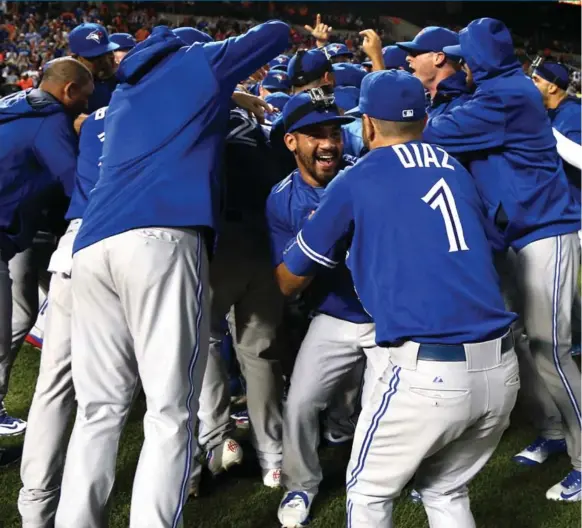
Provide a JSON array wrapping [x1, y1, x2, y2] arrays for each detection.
[[344, 106, 362, 118], [396, 41, 422, 53], [442, 44, 464, 60], [288, 113, 354, 133], [78, 41, 120, 58]]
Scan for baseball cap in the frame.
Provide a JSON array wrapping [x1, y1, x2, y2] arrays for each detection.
[[173, 27, 213, 45], [265, 92, 290, 111], [261, 70, 291, 92], [68, 23, 119, 58], [397, 27, 459, 55], [532, 60, 570, 90], [334, 86, 360, 112], [325, 43, 353, 59], [282, 87, 354, 133], [269, 54, 290, 70], [363, 46, 410, 71], [348, 70, 426, 122], [332, 63, 367, 88], [109, 33, 136, 51], [442, 44, 464, 61], [288, 49, 332, 88]]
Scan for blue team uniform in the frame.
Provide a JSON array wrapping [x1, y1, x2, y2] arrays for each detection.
[[0, 89, 77, 262], [66, 107, 107, 221], [424, 19, 580, 251], [266, 160, 372, 325], [283, 142, 515, 346], [342, 119, 366, 158], [427, 71, 473, 119], [550, 96, 581, 205], [87, 77, 117, 114], [74, 21, 290, 254]]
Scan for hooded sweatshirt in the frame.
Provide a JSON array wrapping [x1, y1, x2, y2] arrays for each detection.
[[423, 18, 580, 251], [428, 70, 473, 119], [74, 22, 290, 254], [0, 88, 78, 262]]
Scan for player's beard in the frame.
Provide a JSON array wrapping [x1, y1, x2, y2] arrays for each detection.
[[296, 147, 340, 186]]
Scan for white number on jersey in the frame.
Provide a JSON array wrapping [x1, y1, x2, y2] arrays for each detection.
[[97, 132, 105, 143], [94, 107, 108, 120], [422, 178, 469, 253]]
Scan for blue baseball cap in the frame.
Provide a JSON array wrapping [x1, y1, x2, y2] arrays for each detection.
[[363, 46, 411, 72], [332, 63, 367, 88], [109, 33, 136, 51], [265, 92, 290, 111], [261, 70, 291, 92], [282, 87, 354, 133], [173, 27, 213, 45], [348, 70, 426, 122], [442, 44, 464, 61], [334, 86, 360, 112], [68, 23, 119, 58], [397, 27, 459, 55], [532, 61, 570, 90], [288, 49, 332, 88], [325, 43, 353, 59], [269, 54, 290, 70]]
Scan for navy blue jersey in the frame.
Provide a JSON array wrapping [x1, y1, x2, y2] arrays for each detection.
[[87, 77, 117, 114], [427, 71, 473, 120], [284, 142, 516, 347], [66, 107, 107, 220], [266, 160, 372, 324]]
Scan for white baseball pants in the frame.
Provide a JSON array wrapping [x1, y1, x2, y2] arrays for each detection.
[[54, 227, 209, 528], [346, 338, 520, 528]]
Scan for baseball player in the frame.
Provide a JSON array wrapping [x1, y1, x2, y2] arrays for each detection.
[[109, 32, 137, 64], [278, 69, 520, 528], [194, 102, 286, 494], [54, 22, 290, 528], [260, 70, 291, 97], [269, 54, 290, 72], [266, 88, 385, 527], [18, 105, 107, 527], [396, 27, 472, 118], [425, 18, 581, 502], [68, 23, 119, 113], [361, 45, 409, 73], [324, 43, 353, 64], [0, 58, 93, 437]]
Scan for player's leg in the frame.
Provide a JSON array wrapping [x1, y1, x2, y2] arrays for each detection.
[[415, 348, 520, 528], [54, 240, 136, 527], [118, 227, 209, 527], [19, 271, 74, 527], [517, 233, 581, 499], [280, 316, 366, 527]]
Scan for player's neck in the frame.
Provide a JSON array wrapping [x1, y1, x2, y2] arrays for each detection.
[[370, 135, 422, 150], [547, 91, 568, 110], [428, 69, 455, 100]]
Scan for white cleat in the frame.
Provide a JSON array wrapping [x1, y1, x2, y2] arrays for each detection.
[[206, 438, 243, 476], [0, 411, 26, 437], [546, 470, 581, 502], [262, 468, 282, 488], [278, 490, 314, 527]]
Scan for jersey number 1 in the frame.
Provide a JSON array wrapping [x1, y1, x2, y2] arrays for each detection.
[[422, 178, 469, 253]]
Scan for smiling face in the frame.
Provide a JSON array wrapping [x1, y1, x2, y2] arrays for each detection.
[[284, 122, 344, 186]]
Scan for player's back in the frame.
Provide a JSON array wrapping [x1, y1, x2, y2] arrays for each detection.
[[342, 141, 514, 345]]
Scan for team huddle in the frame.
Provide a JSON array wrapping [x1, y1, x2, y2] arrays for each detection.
[[0, 12, 580, 528]]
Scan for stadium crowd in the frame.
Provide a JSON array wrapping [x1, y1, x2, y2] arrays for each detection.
[[0, 2, 581, 528]]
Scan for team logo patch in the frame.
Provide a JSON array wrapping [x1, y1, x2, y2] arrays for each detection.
[[86, 29, 102, 44]]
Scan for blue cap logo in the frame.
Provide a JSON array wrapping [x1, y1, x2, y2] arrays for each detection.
[[86, 29, 103, 44]]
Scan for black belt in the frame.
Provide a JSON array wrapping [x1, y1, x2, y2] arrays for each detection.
[[417, 331, 514, 362]]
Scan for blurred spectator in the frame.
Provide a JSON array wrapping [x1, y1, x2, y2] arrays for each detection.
[[16, 72, 32, 89]]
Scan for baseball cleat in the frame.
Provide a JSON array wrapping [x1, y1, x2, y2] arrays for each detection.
[[322, 430, 354, 445], [512, 437, 566, 465], [409, 489, 422, 504], [262, 468, 282, 488], [231, 409, 250, 429], [0, 411, 26, 437], [546, 469, 581, 502], [571, 344, 581, 357], [206, 438, 243, 475], [278, 490, 314, 527]]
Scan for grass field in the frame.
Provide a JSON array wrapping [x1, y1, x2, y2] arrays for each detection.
[[0, 345, 580, 528]]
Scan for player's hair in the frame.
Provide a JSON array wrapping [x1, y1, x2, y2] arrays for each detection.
[[41, 57, 93, 87], [371, 117, 425, 138]]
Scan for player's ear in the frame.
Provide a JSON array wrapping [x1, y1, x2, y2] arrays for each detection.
[[284, 132, 297, 154], [434, 51, 446, 68]]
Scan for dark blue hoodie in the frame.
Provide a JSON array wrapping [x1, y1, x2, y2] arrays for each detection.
[[423, 18, 580, 251], [73, 22, 290, 254], [428, 70, 473, 119], [0, 89, 78, 262]]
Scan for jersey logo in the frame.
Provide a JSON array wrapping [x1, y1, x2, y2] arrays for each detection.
[[86, 29, 103, 43]]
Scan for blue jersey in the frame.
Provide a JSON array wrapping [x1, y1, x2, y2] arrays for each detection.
[[266, 161, 372, 324], [0, 89, 77, 261], [283, 142, 516, 347], [74, 21, 290, 254], [549, 96, 581, 205], [342, 119, 366, 158], [423, 20, 580, 251], [427, 71, 473, 120], [66, 107, 107, 221]]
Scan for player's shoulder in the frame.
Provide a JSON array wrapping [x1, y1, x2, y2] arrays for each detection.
[[268, 170, 295, 200]]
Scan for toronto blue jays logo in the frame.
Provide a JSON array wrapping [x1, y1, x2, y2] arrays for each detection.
[[276, 56, 287, 63], [86, 29, 102, 43], [273, 73, 287, 82]]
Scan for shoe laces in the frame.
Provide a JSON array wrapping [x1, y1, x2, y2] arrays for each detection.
[[562, 470, 581, 489]]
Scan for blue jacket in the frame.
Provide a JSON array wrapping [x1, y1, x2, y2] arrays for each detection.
[[87, 77, 117, 114], [0, 89, 77, 262], [549, 96, 581, 205], [66, 106, 107, 220], [427, 71, 473, 119], [423, 19, 580, 251], [74, 22, 290, 253], [266, 159, 372, 324]]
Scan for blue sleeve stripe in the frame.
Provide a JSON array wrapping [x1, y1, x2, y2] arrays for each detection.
[[296, 230, 337, 269]]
